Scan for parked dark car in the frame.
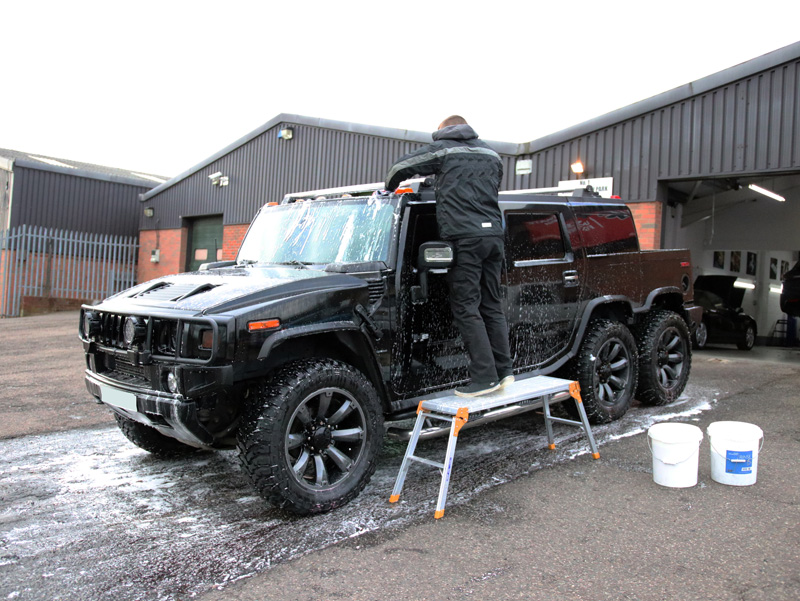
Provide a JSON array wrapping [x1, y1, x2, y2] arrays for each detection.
[[692, 275, 757, 350], [780, 261, 800, 317]]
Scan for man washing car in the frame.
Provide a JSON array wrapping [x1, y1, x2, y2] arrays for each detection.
[[385, 116, 513, 397]]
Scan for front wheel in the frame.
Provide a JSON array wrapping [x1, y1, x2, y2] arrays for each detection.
[[635, 310, 692, 406], [572, 320, 639, 424], [237, 359, 384, 515], [114, 414, 199, 457]]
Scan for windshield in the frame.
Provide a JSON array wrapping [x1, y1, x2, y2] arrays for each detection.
[[237, 197, 398, 266]]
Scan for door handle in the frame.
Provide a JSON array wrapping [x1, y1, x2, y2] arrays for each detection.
[[563, 270, 579, 287]]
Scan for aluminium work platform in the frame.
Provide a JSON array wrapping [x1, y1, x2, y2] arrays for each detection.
[[389, 375, 599, 519]]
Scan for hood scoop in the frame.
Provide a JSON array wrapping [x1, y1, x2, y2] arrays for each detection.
[[134, 281, 220, 302]]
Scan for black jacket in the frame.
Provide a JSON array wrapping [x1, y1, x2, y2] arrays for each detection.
[[385, 124, 503, 240]]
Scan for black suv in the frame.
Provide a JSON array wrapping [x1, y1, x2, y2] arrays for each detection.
[[80, 180, 700, 514]]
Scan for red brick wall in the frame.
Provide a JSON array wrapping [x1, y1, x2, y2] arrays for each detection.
[[628, 202, 662, 250], [137, 227, 188, 283], [222, 224, 250, 260], [137, 224, 251, 283]]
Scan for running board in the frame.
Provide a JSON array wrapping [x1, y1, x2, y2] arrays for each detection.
[[386, 391, 573, 441]]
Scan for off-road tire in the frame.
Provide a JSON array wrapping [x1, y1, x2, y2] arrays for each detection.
[[737, 322, 756, 350], [635, 310, 692, 406], [571, 319, 639, 424], [114, 414, 199, 457], [236, 359, 384, 515]]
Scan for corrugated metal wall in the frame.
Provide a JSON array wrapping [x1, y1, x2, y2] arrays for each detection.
[[11, 166, 150, 236], [140, 122, 438, 230], [511, 54, 800, 201]]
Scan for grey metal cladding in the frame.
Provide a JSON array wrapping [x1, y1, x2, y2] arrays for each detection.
[[511, 47, 800, 201], [139, 123, 432, 230], [11, 166, 148, 236]]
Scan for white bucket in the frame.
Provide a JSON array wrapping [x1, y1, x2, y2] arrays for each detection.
[[707, 421, 764, 486], [647, 423, 704, 488], [647, 422, 703, 488]]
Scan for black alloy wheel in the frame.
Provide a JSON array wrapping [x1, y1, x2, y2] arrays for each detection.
[[636, 310, 692, 406], [285, 386, 368, 491], [573, 319, 639, 423], [237, 359, 383, 515]]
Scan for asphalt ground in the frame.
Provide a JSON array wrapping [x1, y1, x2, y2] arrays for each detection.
[[0, 311, 113, 440], [1, 312, 798, 600]]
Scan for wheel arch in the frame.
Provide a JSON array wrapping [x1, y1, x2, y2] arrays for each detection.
[[257, 324, 390, 410]]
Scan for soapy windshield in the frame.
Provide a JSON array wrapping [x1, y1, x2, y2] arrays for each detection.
[[237, 197, 398, 266]]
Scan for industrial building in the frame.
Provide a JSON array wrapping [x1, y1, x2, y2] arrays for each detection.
[[138, 41, 800, 343], [0, 151, 166, 315]]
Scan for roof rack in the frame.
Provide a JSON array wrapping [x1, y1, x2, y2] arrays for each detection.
[[280, 178, 428, 204]]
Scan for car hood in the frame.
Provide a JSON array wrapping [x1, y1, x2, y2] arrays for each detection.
[[694, 275, 744, 308], [95, 266, 368, 314]]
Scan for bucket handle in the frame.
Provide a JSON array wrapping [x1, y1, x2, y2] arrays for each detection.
[[709, 436, 764, 459], [647, 437, 701, 466]]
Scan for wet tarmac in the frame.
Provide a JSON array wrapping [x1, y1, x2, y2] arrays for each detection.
[[0, 386, 720, 601]]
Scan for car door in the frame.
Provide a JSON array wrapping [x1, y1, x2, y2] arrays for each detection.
[[504, 208, 583, 369]]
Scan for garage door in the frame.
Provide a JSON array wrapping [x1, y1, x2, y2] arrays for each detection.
[[187, 215, 223, 272]]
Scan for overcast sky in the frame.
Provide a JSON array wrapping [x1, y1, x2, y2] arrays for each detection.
[[2, 1, 799, 178]]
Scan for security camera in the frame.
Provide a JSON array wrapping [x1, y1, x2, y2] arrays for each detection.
[[208, 171, 223, 180]]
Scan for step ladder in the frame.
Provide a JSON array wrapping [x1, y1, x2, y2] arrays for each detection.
[[389, 376, 599, 519]]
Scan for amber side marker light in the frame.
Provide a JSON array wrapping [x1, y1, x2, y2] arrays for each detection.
[[248, 319, 281, 332], [394, 187, 414, 194]]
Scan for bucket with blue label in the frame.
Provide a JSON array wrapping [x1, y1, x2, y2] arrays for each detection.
[[707, 421, 764, 486]]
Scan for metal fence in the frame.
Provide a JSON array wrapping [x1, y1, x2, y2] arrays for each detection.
[[0, 225, 138, 317]]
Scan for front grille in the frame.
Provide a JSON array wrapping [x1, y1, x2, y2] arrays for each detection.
[[114, 356, 145, 379], [88, 311, 177, 355], [99, 352, 149, 386]]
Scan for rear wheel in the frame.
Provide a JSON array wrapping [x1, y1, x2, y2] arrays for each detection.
[[572, 320, 639, 423], [636, 310, 692, 406], [237, 359, 384, 515], [114, 414, 199, 457], [737, 323, 756, 350], [692, 320, 708, 350]]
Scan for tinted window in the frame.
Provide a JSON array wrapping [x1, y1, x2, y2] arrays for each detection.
[[506, 213, 566, 262], [571, 205, 639, 255]]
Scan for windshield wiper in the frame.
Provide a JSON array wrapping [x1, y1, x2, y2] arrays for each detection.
[[236, 259, 259, 267], [271, 260, 311, 269]]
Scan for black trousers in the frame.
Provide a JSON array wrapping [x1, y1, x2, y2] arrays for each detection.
[[446, 236, 512, 384]]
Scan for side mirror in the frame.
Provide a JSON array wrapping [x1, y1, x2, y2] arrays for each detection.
[[418, 241, 454, 270], [412, 242, 454, 302]]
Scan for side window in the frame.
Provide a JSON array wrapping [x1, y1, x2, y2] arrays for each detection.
[[571, 205, 639, 255], [506, 213, 566, 263]]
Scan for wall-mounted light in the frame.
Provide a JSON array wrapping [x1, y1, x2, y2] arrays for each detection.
[[144, 207, 155, 218], [208, 171, 229, 186], [278, 128, 294, 141], [571, 161, 584, 175], [748, 183, 785, 202], [770, 284, 783, 294], [733, 279, 756, 290]]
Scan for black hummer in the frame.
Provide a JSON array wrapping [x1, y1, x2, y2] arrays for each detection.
[[80, 179, 701, 514]]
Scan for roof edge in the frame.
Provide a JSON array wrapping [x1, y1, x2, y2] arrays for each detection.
[[141, 113, 518, 200], [518, 40, 800, 155], [12, 158, 159, 188]]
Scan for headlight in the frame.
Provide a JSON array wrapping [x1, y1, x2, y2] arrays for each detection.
[[123, 316, 147, 347]]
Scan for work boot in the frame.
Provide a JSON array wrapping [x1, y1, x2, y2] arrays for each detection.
[[455, 381, 500, 398], [499, 374, 515, 388]]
